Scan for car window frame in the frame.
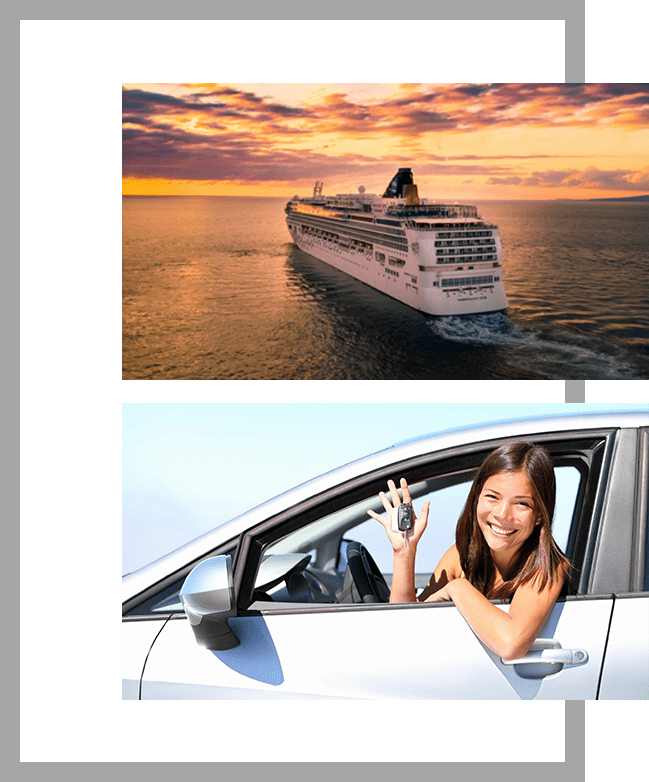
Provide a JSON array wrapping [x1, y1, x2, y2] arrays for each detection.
[[587, 426, 648, 594], [261, 462, 583, 587], [234, 429, 618, 615], [641, 428, 649, 592], [122, 539, 239, 618]]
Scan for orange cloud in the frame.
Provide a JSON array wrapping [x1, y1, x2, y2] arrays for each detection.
[[123, 83, 649, 199]]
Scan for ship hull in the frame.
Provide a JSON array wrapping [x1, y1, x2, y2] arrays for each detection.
[[288, 222, 508, 317]]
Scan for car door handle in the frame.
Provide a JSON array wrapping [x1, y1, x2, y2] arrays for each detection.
[[501, 638, 589, 667]]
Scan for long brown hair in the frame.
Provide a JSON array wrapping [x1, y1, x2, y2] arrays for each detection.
[[456, 441, 570, 600]]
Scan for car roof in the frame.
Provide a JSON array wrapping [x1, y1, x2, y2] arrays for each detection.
[[122, 411, 648, 604]]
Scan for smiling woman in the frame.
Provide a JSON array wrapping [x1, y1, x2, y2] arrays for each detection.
[[455, 441, 570, 598], [371, 441, 570, 660], [476, 471, 540, 559]]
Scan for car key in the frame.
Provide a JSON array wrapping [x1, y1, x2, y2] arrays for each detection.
[[393, 502, 414, 548]]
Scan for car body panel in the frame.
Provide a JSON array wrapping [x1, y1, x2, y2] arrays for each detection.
[[597, 595, 649, 699], [138, 597, 613, 700], [122, 619, 168, 700]]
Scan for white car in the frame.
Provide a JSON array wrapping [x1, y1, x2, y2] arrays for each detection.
[[123, 412, 649, 699]]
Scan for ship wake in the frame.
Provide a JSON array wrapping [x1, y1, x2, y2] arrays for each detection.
[[427, 313, 640, 379]]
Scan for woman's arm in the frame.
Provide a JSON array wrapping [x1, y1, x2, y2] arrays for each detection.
[[389, 548, 418, 603], [370, 480, 566, 657], [427, 569, 568, 659]]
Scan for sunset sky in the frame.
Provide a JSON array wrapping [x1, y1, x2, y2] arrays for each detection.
[[122, 83, 649, 201]]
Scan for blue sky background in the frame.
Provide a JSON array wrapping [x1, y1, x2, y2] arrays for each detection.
[[122, 402, 648, 574]]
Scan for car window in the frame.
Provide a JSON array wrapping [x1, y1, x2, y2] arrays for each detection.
[[124, 544, 238, 617], [259, 464, 582, 603], [346, 465, 580, 577], [124, 580, 186, 616], [124, 436, 601, 617]]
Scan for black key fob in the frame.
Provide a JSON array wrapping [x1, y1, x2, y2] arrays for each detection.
[[394, 502, 414, 532]]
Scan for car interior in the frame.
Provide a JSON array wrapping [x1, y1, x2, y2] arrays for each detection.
[[248, 463, 581, 609]]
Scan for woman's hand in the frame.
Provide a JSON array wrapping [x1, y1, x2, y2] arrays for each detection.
[[367, 478, 429, 555], [424, 584, 453, 602], [423, 572, 466, 602]]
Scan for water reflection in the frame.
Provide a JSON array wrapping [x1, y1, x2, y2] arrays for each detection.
[[123, 197, 649, 379]]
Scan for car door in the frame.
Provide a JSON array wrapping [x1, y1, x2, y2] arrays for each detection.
[[137, 428, 625, 699], [139, 594, 612, 700], [122, 618, 170, 700]]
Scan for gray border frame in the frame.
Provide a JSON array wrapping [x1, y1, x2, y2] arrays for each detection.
[[16, 0, 586, 770]]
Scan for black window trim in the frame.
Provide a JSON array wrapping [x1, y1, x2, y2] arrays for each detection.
[[637, 428, 649, 592], [122, 538, 238, 617], [587, 426, 648, 594], [234, 428, 618, 614], [123, 427, 627, 620]]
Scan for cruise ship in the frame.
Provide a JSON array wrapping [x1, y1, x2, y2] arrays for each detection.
[[285, 168, 508, 316]]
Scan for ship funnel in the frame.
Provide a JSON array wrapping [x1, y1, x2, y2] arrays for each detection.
[[403, 184, 420, 205], [382, 167, 414, 198]]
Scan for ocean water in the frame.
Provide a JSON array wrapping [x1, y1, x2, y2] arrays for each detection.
[[122, 196, 649, 379]]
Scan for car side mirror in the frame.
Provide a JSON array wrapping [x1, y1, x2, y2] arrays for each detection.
[[179, 555, 240, 650]]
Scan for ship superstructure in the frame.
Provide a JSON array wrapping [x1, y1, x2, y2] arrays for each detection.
[[285, 168, 508, 316]]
